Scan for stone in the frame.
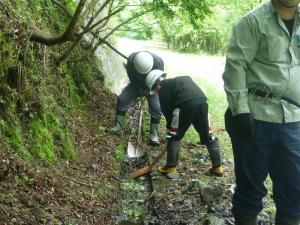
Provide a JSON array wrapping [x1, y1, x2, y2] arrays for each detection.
[[166, 172, 179, 180], [201, 184, 225, 203]]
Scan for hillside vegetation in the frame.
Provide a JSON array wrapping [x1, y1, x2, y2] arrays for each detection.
[[0, 1, 123, 224]]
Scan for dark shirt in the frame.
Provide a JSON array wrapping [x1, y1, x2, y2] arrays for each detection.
[[126, 51, 164, 90], [158, 76, 207, 121], [283, 18, 294, 36]]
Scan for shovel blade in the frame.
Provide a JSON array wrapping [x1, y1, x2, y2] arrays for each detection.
[[127, 141, 144, 158]]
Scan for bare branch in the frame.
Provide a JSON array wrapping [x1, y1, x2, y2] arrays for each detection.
[[92, 36, 127, 60], [102, 11, 146, 40], [84, 0, 112, 29], [79, 6, 125, 36]]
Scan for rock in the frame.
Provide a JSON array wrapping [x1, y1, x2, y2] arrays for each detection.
[[166, 172, 179, 180], [188, 179, 207, 192], [201, 184, 225, 203]]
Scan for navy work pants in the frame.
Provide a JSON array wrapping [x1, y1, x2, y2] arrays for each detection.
[[116, 83, 162, 123], [168, 102, 211, 145], [225, 109, 300, 217]]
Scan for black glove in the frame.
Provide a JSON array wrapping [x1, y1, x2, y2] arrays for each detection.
[[232, 113, 253, 136]]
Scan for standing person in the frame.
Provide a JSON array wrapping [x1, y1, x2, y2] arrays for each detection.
[[109, 51, 164, 145], [146, 70, 224, 177], [223, 0, 300, 224]]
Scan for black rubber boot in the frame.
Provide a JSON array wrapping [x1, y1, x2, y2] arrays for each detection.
[[158, 140, 180, 174], [166, 140, 180, 166], [149, 123, 160, 146], [206, 138, 223, 176], [234, 213, 257, 225], [109, 115, 125, 134], [275, 213, 300, 225]]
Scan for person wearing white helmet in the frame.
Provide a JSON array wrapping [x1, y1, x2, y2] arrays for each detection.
[[109, 51, 164, 146], [146, 70, 224, 177]]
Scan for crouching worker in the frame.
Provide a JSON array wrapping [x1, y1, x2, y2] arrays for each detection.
[[109, 51, 164, 145], [146, 70, 224, 177]]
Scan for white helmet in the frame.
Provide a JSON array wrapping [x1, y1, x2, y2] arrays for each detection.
[[133, 52, 154, 74], [146, 69, 166, 95]]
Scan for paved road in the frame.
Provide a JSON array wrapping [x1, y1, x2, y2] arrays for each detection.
[[116, 38, 226, 90]]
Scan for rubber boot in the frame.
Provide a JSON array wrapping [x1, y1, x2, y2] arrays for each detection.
[[206, 138, 224, 176], [275, 213, 300, 225], [109, 115, 125, 134], [234, 213, 257, 225], [158, 140, 180, 174], [149, 123, 160, 146]]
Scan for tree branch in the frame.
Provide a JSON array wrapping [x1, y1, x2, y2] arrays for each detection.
[[50, 0, 72, 17], [29, 0, 87, 45], [79, 6, 125, 36], [102, 11, 146, 41]]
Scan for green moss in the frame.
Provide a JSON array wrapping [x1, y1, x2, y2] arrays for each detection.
[[6, 123, 32, 160], [115, 137, 127, 161], [29, 119, 56, 162], [59, 64, 82, 105], [9, 125, 22, 150], [0, 32, 17, 78], [66, 72, 82, 105], [46, 112, 77, 160], [62, 134, 76, 160]]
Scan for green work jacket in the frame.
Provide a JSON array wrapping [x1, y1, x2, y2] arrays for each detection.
[[223, 0, 300, 123]]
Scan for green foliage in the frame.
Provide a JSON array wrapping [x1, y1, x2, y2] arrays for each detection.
[[144, 0, 211, 27], [117, 0, 261, 54], [117, 13, 155, 40]]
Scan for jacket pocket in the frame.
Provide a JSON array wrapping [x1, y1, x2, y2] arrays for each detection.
[[260, 32, 286, 62]]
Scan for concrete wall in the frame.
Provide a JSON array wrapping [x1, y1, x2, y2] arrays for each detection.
[[95, 45, 128, 95]]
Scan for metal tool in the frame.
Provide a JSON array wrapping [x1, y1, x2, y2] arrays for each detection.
[[126, 98, 145, 159]]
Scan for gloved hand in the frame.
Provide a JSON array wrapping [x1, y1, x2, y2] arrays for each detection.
[[233, 113, 253, 136]]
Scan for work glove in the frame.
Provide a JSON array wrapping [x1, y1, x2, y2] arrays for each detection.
[[232, 113, 253, 136]]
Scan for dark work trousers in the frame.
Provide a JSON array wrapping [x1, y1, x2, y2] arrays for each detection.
[[116, 83, 162, 123], [225, 109, 300, 217], [169, 102, 211, 144]]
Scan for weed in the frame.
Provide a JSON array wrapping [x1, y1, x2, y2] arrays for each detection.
[[115, 137, 127, 161]]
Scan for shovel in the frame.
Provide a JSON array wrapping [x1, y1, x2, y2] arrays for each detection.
[[128, 146, 168, 178], [126, 98, 145, 159]]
